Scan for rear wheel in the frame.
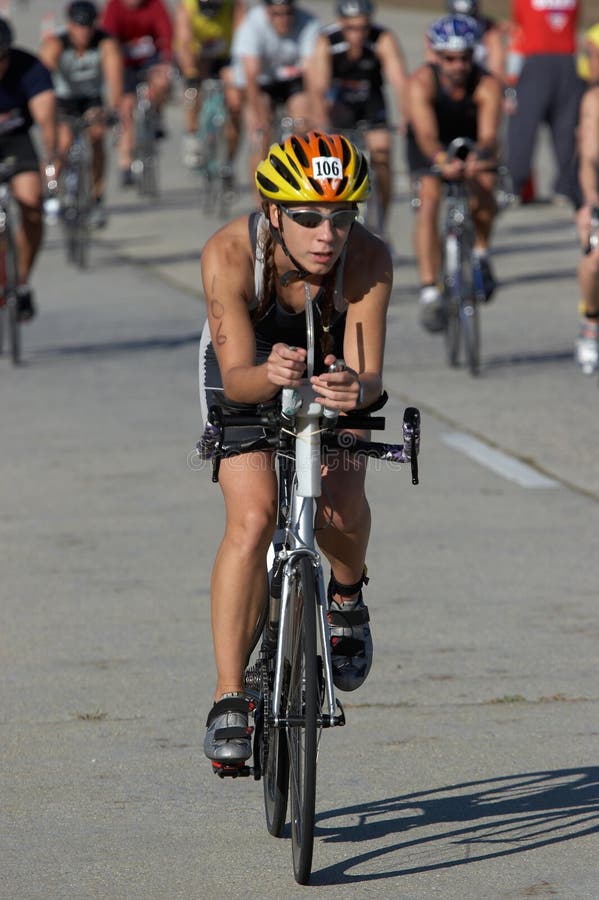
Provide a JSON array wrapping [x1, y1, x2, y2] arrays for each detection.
[[285, 556, 319, 885]]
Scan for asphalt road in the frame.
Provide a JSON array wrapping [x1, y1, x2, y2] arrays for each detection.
[[1, 3, 598, 899]]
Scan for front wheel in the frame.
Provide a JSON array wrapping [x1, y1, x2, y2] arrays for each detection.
[[444, 232, 461, 368], [462, 298, 480, 376], [286, 556, 319, 885]]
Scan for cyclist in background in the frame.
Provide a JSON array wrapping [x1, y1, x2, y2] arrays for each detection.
[[40, 1, 123, 228], [101, 0, 173, 187], [0, 17, 57, 322], [573, 24, 599, 375], [174, 0, 245, 171], [440, 0, 505, 81], [407, 14, 502, 332], [231, 0, 321, 197], [199, 132, 390, 772], [307, 0, 409, 246]]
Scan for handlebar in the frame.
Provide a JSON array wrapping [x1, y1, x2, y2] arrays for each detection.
[[196, 400, 420, 486]]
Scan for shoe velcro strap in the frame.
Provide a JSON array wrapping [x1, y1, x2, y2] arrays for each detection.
[[206, 696, 249, 726], [331, 636, 366, 657], [328, 605, 370, 628], [328, 568, 369, 599], [214, 725, 253, 742]]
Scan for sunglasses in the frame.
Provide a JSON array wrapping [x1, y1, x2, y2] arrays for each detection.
[[280, 206, 357, 229], [440, 52, 472, 63], [270, 8, 293, 16]]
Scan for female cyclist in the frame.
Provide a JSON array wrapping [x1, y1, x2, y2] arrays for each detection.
[[198, 131, 393, 773]]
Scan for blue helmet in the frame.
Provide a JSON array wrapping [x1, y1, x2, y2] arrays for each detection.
[[428, 14, 480, 52]]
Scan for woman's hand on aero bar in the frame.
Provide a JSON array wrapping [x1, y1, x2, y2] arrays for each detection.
[[310, 353, 361, 411], [266, 342, 307, 387]]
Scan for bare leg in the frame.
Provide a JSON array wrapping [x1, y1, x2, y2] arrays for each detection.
[[210, 452, 278, 700]]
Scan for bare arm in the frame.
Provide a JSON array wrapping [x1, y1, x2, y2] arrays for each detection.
[[483, 24, 507, 83], [174, 3, 198, 77], [578, 88, 599, 208], [376, 29, 410, 132], [29, 89, 57, 161], [408, 65, 441, 161], [100, 36, 123, 110], [243, 54, 269, 130], [311, 227, 391, 410], [304, 33, 331, 132], [38, 34, 62, 72], [474, 72, 503, 158]]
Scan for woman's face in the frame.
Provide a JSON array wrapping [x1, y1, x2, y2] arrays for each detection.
[[268, 202, 356, 277]]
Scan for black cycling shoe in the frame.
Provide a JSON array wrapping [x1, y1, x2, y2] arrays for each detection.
[[476, 255, 497, 302], [204, 693, 254, 774], [327, 571, 373, 692], [120, 167, 134, 188], [17, 285, 36, 322]]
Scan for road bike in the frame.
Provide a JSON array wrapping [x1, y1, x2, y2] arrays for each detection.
[[439, 136, 491, 376], [0, 156, 20, 365], [194, 78, 234, 218], [196, 297, 420, 884], [131, 81, 159, 198]]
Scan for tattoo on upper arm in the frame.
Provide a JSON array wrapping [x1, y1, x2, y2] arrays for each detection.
[[210, 298, 227, 346]]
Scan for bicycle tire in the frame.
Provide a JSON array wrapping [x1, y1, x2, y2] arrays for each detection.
[[263, 690, 289, 838], [74, 152, 92, 269], [1, 218, 20, 364], [462, 294, 480, 376], [62, 159, 79, 266], [286, 555, 319, 885], [444, 232, 461, 367]]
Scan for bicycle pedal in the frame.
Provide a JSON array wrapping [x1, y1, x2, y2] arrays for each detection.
[[212, 761, 252, 779]]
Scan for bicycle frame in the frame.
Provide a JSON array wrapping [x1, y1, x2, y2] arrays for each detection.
[[441, 136, 483, 375]]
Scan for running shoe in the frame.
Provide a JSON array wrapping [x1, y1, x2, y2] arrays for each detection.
[[575, 319, 599, 375]]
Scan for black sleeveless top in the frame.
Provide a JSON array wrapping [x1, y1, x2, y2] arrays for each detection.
[[429, 62, 483, 146], [248, 211, 347, 374], [324, 23, 385, 99]]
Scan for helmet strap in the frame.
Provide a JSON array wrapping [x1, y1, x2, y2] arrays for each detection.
[[272, 207, 310, 286]]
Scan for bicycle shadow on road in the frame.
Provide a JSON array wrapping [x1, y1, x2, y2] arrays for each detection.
[[310, 767, 599, 885]]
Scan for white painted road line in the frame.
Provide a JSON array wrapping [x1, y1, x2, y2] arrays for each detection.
[[441, 432, 560, 488]]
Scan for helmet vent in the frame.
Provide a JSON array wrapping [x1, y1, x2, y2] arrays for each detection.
[[308, 177, 325, 196], [270, 153, 300, 189], [290, 136, 309, 168], [256, 172, 280, 194], [317, 136, 331, 156], [340, 138, 351, 167]]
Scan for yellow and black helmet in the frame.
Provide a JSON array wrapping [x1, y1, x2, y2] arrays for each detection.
[[255, 131, 370, 203]]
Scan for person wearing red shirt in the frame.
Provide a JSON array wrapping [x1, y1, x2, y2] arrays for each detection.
[[101, 0, 173, 185], [506, 0, 584, 204]]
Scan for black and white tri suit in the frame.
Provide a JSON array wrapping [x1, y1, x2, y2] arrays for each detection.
[[53, 27, 109, 116], [324, 22, 389, 131]]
